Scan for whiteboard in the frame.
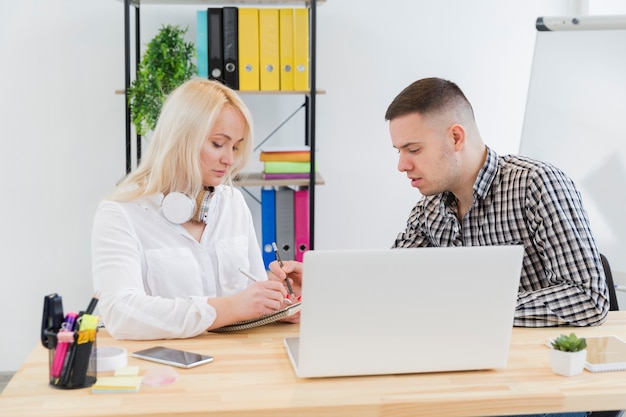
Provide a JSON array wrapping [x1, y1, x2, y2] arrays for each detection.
[[519, 26, 626, 276]]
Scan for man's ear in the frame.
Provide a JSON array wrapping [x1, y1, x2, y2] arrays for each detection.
[[449, 124, 466, 150]]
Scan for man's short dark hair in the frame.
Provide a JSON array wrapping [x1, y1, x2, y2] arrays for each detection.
[[385, 77, 474, 121]]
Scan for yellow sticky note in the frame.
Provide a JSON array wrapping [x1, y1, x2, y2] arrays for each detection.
[[114, 366, 139, 376]]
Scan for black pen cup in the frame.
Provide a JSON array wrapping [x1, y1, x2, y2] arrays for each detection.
[[46, 328, 98, 389]]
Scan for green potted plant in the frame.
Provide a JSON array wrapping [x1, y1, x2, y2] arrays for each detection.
[[550, 333, 587, 376], [128, 24, 197, 136]]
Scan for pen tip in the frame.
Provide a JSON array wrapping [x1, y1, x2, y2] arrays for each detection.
[[272, 242, 278, 251]]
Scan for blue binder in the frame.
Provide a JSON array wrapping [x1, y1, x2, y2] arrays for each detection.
[[261, 187, 276, 270]]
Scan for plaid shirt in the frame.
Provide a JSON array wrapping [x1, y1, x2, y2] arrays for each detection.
[[393, 147, 609, 327]]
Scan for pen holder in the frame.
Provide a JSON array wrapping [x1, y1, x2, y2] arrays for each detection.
[[45, 327, 98, 389]]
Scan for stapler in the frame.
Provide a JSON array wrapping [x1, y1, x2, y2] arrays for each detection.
[[41, 293, 64, 349]]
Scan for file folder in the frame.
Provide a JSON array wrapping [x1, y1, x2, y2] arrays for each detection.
[[261, 187, 276, 269], [207, 8, 224, 83], [294, 188, 309, 262], [279, 8, 295, 91], [275, 186, 295, 262], [222, 6, 239, 90], [264, 160, 315, 174], [260, 145, 310, 161], [260, 150, 310, 162], [259, 8, 280, 91], [263, 173, 310, 180], [293, 8, 309, 91], [196, 10, 208, 78], [238, 8, 259, 90]]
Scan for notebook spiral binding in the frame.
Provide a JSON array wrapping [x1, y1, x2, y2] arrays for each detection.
[[212, 302, 301, 332]]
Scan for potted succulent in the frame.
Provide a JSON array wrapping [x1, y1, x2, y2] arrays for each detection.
[[550, 333, 587, 376], [127, 24, 196, 136]]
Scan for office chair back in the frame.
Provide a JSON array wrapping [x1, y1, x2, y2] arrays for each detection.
[[601, 253, 619, 312]]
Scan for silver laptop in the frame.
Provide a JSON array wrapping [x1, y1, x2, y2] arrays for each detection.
[[284, 245, 524, 378]]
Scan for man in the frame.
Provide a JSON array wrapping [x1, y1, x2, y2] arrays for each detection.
[[384, 77, 608, 328]]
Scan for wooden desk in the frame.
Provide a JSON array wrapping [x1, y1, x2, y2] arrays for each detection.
[[3, 312, 626, 417]]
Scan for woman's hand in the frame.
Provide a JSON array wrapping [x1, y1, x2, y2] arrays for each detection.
[[268, 260, 304, 323], [268, 260, 304, 299], [233, 280, 287, 317], [207, 280, 287, 329]]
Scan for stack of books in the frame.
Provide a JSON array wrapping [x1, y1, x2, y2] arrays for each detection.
[[260, 146, 314, 180]]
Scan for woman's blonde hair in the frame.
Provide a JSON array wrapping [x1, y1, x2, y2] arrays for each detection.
[[111, 78, 253, 201]]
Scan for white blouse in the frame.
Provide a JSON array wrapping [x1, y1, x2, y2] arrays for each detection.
[[91, 185, 266, 340]]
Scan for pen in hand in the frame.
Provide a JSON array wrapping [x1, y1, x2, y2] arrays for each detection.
[[238, 267, 292, 305], [272, 242, 296, 299]]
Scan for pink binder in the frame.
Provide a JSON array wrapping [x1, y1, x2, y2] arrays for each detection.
[[294, 188, 309, 262]]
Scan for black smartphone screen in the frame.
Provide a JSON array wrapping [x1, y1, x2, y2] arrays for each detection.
[[131, 346, 214, 368]]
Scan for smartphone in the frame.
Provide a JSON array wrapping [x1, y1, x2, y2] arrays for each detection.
[[131, 346, 214, 368]]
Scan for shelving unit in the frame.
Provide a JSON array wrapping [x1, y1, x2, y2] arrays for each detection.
[[234, 172, 324, 187], [119, 0, 322, 249]]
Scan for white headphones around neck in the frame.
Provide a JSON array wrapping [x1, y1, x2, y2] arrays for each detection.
[[161, 187, 214, 224]]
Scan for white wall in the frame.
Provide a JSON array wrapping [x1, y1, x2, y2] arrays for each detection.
[[1, 0, 624, 372], [0, 0, 125, 372]]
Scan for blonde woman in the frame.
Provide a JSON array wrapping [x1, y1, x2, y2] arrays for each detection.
[[92, 78, 290, 340]]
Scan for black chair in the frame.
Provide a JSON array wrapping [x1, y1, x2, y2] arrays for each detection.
[[587, 254, 623, 417], [601, 253, 619, 312]]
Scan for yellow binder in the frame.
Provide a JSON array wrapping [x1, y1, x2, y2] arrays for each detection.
[[279, 8, 294, 91], [259, 8, 280, 91], [238, 8, 259, 90], [293, 8, 309, 91]]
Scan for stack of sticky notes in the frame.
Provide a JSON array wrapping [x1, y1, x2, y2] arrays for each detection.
[[91, 366, 142, 394], [260, 146, 315, 180]]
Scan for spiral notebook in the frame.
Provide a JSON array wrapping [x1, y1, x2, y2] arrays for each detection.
[[584, 335, 626, 372], [211, 302, 301, 332]]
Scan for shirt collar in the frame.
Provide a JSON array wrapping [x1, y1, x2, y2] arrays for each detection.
[[474, 146, 499, 200], [442, 146, 498, 206]]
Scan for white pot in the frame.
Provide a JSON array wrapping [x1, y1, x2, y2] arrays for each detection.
[[550, 348, 587, 376]]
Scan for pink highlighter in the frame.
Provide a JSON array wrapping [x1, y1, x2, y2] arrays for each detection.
[[50, 313, 78, 378]]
